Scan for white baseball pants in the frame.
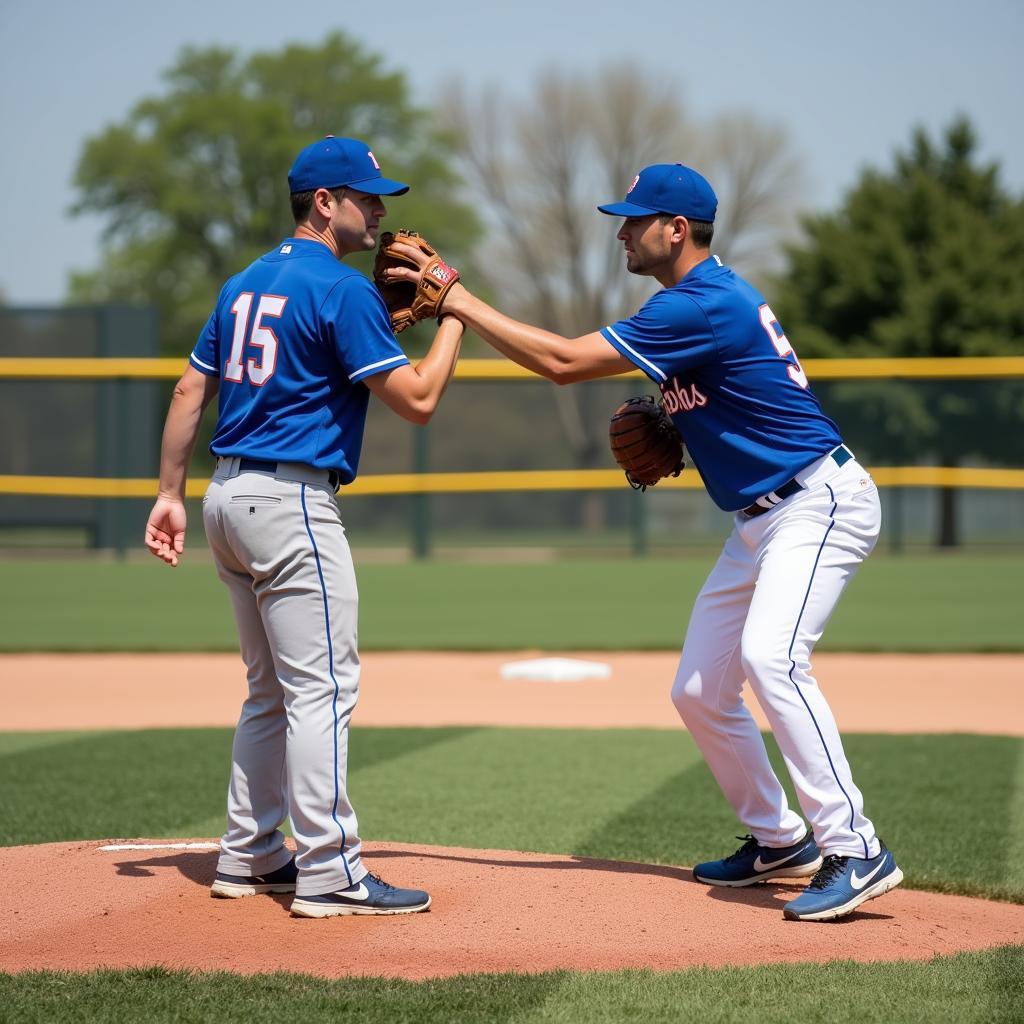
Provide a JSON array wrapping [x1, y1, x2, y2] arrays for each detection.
[[203, 458, 367, 896], [671, 453, 882, 859]]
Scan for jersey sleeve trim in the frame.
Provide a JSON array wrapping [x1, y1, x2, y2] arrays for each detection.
[[349, 353, 410, 383], [189, 352, 219, 376], [600, 326, 667, 382]]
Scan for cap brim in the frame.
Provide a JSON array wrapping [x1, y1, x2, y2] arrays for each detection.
[[347, 176, 410, 196], [597, 200, 659, 217]]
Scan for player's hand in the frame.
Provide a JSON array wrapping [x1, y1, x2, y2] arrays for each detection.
[[382, 242, 466, 317], [145, 496, 187, 567], [381, 241, 435, 287]]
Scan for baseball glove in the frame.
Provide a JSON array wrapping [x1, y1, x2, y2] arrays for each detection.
[[609, 395, 686, 491], [373, 229, 460, 333]]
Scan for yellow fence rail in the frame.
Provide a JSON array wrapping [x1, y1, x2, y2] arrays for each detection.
[[2, 357, 1022, 500], [2, 356, 1024, 380], [1, 466, 1023, 500]]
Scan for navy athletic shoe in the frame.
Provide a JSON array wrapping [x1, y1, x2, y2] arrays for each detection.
[[290, 872, 431, 918], [782, 841, 903, 921], [693, 832, 823, 887], [210, 856, 298, 898]]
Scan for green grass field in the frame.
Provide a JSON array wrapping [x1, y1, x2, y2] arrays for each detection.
[[2, 726, 1023, 1020], [4, 728, 1024, 901], [3, 953, 1022, 1024], [3, 550, 1021, 1021], [0, 552, 1020, 651]]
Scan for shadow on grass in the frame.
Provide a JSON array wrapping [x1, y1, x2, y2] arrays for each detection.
[[0, 965, 574, 1024], [566, 732, 1024, 903], [569, 754, 765, 867], [0, 726, 478, 848]]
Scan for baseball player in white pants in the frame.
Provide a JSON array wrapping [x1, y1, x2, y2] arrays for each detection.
[[672, 452, 887, 872], [386, 161, 903, 921]]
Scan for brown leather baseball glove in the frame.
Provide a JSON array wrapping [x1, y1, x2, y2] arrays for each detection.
[[372, 229, 460, 333], [609, 395, 686, 491]]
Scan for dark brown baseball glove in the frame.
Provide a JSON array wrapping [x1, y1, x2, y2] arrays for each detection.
[[372, 229, 460, 333], [609, 395, 686, 491]]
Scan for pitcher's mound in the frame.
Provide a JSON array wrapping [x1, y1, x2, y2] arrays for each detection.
[[1, 840, 1021, 978]]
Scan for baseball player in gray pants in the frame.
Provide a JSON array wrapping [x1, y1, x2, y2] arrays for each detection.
[[145, 136, 462, 917]]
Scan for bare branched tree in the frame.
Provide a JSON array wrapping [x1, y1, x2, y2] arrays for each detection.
[[700, 112, 806, 272], [439, 65, 806, 527]]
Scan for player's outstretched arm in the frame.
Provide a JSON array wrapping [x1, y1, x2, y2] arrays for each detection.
[[382, 248, 632, 384], [444, 285, 633, 384], [364, 316, 464, 425], [144, 366, 219, 567]]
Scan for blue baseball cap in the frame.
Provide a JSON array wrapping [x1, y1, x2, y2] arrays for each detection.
[[288, 136, 410, 196], [598, 164, 717, 222]]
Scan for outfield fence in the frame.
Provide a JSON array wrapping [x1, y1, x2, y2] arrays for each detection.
[[2, 315, 1023, 557]]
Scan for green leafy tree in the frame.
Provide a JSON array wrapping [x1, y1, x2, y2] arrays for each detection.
[[69, 34, 479, 354], [774, 118, 1024, 546]]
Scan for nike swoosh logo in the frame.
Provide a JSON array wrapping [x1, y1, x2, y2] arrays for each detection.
[[341, 883, 370, 901], [850, 861, 887, 890], [753, 849, 806, 872]]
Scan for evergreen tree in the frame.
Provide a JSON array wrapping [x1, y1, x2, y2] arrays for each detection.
[[775, 118, 1024, 545]]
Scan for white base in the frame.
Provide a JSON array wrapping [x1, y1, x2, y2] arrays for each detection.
[[500, 658, 611, 683]]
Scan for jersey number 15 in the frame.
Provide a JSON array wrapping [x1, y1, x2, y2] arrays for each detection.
[[758, 304, 809, 389], [224, 292, 288, 386]]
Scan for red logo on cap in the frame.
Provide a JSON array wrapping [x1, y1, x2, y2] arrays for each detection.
[[627, 174, 640, 194]]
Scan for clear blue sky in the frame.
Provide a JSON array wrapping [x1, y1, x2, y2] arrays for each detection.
[[1, 0, 1021, 304]]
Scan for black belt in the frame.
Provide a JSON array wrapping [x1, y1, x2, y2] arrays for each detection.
[[237, 458, 341, 492], [740, 446, 853, 519]]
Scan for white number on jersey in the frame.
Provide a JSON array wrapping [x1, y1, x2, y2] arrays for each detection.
[[758, 303, 809, 389], [224, 292, 287, 385]]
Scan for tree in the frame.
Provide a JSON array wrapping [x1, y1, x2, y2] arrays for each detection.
[[774, 117, 1024, 546], [69, 34, 480, 354], [440, 66, 805, 527]]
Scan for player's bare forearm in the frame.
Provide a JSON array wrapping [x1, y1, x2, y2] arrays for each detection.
[[145, 366, 217, 566], [443, 286, 633, 384], [411, 315, 465, 408], [379, 242, 631, 383], [366, 317, 464, 424], [442, 287, 571, 379], [157, 367, 219, 499]]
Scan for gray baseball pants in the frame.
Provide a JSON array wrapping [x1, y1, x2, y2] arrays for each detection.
[[203, 456, 367, 896]]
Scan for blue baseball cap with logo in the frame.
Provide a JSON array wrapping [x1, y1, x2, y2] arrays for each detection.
[[288, 136, 410, 196], [598, 164, 717, 222]]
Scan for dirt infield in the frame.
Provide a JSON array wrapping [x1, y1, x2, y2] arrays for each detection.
[[1, 840, 1022, 978], [3, 651, 1022, 734], [3, 651, 1022, 977]]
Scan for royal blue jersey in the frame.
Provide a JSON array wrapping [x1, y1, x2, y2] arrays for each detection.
[[190, 238, 409, 485], [600, 255, 842, 511]]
